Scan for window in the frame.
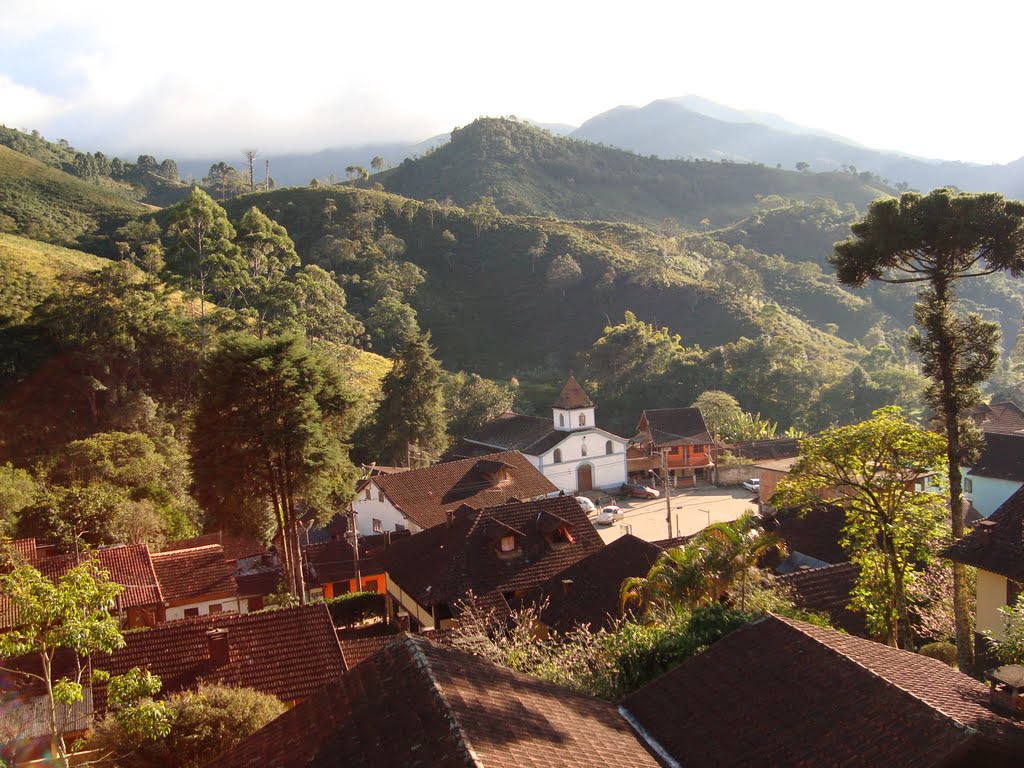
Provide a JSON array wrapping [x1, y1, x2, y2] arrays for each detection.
[[184, 607, 200, 618], [559, 413, 565, 427], [500, 535, 516, 552], [579, 413, 586, 426], [377, 490, 384, 502], [362, 579, 379, 593], [552, 526, 575, 545], [372, 518, 383, 533], [964, 478, 973, 494], [208, 603, 223, 614], [581, 443, 588, 457], [395, 523, 407, 532], [553, 448, 562, 463], [606, 440, 613, 455], [308, 588, 324, 602], [364, 486, 371, 500]]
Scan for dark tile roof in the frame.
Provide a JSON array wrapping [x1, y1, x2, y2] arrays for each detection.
[[337, 626, 401, 670], [970, 402, 1024, 435], [536, 535, 663, 633], [304, 535, 392, 587], [209, 635, 660, 768], [2, 544, 164, 629], [463, 411, 559, 452], [441, 438, 508, 461], [638, 407, 713, 447], [774, 562, 866, 636], [151, 545, 237, 605], [95, 604, 343, 711], [944, 485, 1024, 581], [727, 436, 803, 461], [967, 432, 1024, 482], [373, 450, 557, 530], [762, 504, 849, 566], [235, 569, 282, 597], [383, 496, 604, 612], [553, 373, 594, 409], [623, 613, 1024, 768], [163, 532, 267, 562]]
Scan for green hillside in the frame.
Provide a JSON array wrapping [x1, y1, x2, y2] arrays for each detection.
[[376, 117, 893, 229], [0, 146, 147, 254]]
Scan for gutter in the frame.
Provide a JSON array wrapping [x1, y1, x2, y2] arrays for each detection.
[[618, 705, 683, 768]]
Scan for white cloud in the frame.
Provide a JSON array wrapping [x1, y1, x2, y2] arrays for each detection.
[[0, 75, 67, 129]]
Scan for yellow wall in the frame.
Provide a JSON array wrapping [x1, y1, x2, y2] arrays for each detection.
[[977, 568, 1008, 639]]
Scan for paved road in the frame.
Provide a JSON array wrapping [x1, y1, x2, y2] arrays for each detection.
[[595, 486, 760, 545]]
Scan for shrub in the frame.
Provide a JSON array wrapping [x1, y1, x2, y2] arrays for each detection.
[[919, 641, 957, 667]]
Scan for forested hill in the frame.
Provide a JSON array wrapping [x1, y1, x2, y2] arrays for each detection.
[[376, 117, 893, 229]]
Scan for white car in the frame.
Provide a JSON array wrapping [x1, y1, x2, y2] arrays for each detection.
[[574, 495, 597, 514], [593, 505, 623, 526], [742, 478, 761, 492]]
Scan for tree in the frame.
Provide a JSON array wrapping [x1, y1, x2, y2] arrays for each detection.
[[370, 155, 385, 173], [345, 165, 368, 182], [241, 149, 260, 192], [466, 196, 499, 238], [442, 372, 517, 439], [692, 391, 742, 441], [365, 295, 419, 354], [0, 560, 170, 767], [546, 254, 583, 296], [772, 407, 948, 648], [202, 162, 245, 200], [832, 189, 1024, 667], [372, 331, 447, 467], [293, 265, 364, 347], [230, 206, 300, 338], [88, 683, 284, 768], [164, 188, 240, 355], [0, 462, 36, 537], [795, 161, 810, 172], [191, 334, 361, 597]]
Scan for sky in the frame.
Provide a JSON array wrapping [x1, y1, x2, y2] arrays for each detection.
[[2, 0, 1023, 164]]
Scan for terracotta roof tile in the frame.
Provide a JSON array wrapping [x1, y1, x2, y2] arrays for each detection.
[[774, 562, 866, 636], [151, 545, 237, 606], [638, 407, 713, 447], [945, 485, 1024, 581], [552, 373, 594, 409], [967, 432, 1024, 483], [163, 532, 267, 562], [374, 450, 557, 530], [94, 604, 343, 711], [209, 635, 660, 768], [970, 402, 1024, 435], [383, 496, 604, 612], [624, 614, 1024, 767], [536, 534, 663, 633], [728, 436, 803, 461]]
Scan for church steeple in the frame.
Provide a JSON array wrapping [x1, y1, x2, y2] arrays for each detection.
[[552, 373, 596, 431]]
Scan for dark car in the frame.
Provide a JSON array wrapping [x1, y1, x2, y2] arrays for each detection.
[[622, 482, 660, 499]]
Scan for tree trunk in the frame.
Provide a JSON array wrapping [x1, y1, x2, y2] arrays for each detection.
[[932, 280, 975, 671], [41, 650, 70, 768]]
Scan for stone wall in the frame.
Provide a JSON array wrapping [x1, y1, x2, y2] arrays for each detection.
[[717, 464, 757, 486]]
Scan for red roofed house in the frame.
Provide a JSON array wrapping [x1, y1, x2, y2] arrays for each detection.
[[151, 544, 241, 621], [351, 449, 557, 536], [303, 534, 393, 600], [206, 634, 661, 768], [382, 496, 604, 632], [446, 373, 630, 494], [629, 407, 716, 488], [621, 613, 1024, 767]]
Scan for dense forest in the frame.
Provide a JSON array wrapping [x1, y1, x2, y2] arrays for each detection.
[[2, 117, 1024, 554]]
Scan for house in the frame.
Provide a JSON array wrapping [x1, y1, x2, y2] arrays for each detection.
[[1, 542, 164, 630], [352, 449, 557, 536], [448, 373, 630, 493], [962, 432, 1024, 518], [621, 613, 1024, 767], [151, 544, 242, 621], [944, 485, 1024, 654], [303, 534, 394, 600], [628, 407, 716, 487], [971, 401, 1024, 434], [751, 456, 801, 507], [205, 634, 661, 768], [533, 534, 665, 634], [382, 496, 604, 632], [774, 561, 866, 636]]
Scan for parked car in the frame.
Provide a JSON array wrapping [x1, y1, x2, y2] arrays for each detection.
[[622, 482, 660, 499], [593, 505, 623, 526], [742, 478, 760, 492], [574, 495, 597, 514]]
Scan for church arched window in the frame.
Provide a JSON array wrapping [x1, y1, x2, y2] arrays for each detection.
[[579, 413, 586, 426], [553, 448, 562, 463], [559, 414, 565, 427], [606, 440, 613, 455], [581, 443, 588, 457]]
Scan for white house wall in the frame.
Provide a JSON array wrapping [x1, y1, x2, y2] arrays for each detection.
[[963, 471, 1022, 518], [539, 431, 627, 492], [165, 596, 244, 622], [352, 480, 421, 536]]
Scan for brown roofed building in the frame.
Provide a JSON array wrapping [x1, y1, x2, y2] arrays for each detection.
[[774, 562, 866, 636], [95, 603, 344, 711], [162, 531, 267, 564], [207, 634, 661, 768], [623, 613, 1024, 767], [383, 496, 604, 632], [630, 407, 717, 487], [151, 544, 239, 621], [303, 534, 395, 600], [962, 431, 1024, 518], [535, 534, 664, 633], [352, 450, 557, 536], [970, 401, 1024, 435]]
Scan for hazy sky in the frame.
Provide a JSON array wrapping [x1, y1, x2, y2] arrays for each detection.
[[2, 0, 1022, 163]]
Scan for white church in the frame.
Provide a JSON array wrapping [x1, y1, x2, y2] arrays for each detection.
[[452, 374, 629, 493]]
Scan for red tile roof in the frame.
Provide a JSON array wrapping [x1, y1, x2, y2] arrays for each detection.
[[553, 373, 594, 409], [209, 635, 661, 768], [624, 614, 1024, 767], [373, 450, 557, 530], [162, 532, 267, 562], [774, 562, 866, 636], [383, 496, 604, 614], [10, 538, 39, 564], [945, 485, 1024, 581], [536, 534, 663, 633], [638, 407, 713, 447], [94, 604, 343, 711], [151, 545, 237, 606], [970, 402, 1024, 435], [336, 626, 401, 670]]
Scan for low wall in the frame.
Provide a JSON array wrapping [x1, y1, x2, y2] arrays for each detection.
[[717, 464, 757, 486]]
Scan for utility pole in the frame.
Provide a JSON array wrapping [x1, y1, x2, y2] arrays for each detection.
[[662, 449, 672, 539]]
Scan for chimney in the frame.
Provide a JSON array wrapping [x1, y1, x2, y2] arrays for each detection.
[[396, 612, 411, 632], [206, 628, 230, 667], [447, 510, 456, 527], [986, 665, 1024, 719], [561, 579, 573, 597]]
